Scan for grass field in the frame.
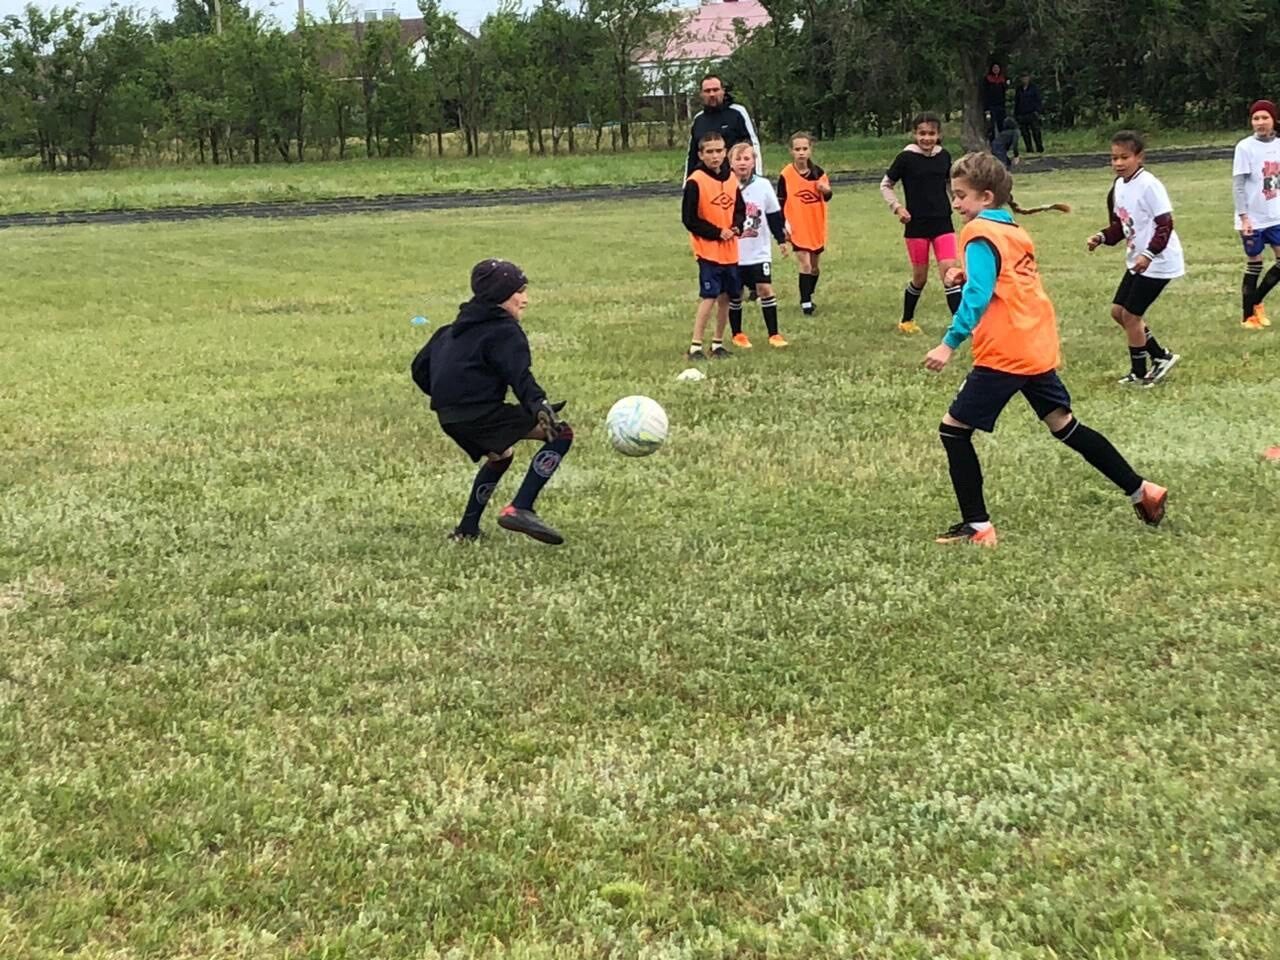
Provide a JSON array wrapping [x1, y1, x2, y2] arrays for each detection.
[[3, 159, 1280, 959], [0, 125, 1240, 216]]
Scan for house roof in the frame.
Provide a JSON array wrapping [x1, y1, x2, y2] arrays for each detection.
[[640, 0, 770, 64]]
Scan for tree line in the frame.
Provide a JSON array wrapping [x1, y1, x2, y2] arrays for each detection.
[[2, 0, 1277, 170]]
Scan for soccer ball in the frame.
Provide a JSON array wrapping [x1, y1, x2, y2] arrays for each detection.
[[605, 395, 668, 457]]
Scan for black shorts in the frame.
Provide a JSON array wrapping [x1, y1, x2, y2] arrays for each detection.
[[1112, 271, 1170, 317], [738, 262, 774, 288], [439, 403, 537, 462], [948, 365, 1072, 433], [791, 244, 826, 255], [697, 260, 742, 300]]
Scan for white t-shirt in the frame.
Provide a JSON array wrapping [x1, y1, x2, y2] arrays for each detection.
[[1112, 169, 1185, 280], [737, 174, 782, 266], [1232, 135, 1280, 230]]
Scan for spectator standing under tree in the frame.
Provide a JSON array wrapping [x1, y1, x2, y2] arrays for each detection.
[[686, 73, 763, 177], [983, 63, 1010, 134], [1014, 72, 1045, 154]]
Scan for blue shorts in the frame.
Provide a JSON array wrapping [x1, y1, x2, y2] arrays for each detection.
[[697, 260, 742, 300], [948, 366, 1072, 433], [1242, 223, 1280, 257]]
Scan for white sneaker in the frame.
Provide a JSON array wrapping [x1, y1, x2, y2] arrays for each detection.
[[1117, 372, 1151, 387], [1146, 353, 1180, 384]]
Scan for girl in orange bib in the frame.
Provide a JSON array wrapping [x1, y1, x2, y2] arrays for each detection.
[[923, 153, 1168, 546], [777, 131, 831, 315]]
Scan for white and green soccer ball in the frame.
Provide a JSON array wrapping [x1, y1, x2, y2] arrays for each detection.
[[605, 395, 668, 457]]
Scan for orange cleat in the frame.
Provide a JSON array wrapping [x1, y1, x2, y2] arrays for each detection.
[[935, 522, 998, 547], [1132, 481, 1168, 527], [731, 333, 753, 349]]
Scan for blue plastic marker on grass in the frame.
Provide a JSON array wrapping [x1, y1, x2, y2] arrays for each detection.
[[411, 315, 429, 327]]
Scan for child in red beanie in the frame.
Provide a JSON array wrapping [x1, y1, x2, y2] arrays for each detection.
[[1233, 98, 1280, 329]]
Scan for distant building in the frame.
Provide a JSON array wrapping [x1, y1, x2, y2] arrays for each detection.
[[635, 0, 769, 119]]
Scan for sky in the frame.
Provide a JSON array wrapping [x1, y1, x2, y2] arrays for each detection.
[[0, 0, 521, 32]]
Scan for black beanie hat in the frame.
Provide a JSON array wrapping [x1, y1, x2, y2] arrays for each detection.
[[470, 259, 528, 304]]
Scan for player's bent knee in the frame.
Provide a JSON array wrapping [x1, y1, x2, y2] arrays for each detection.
[[1044, 409, 1074, 434], [1110, 304, 1125, 323]]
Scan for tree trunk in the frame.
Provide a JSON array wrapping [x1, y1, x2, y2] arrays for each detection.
[[198, 135, 205, 164], [337, 104, 347, 159], [436, 127, 444, 155], [959, 49, 988, 152], [253, 132, 261, 163], [274, 134, 291, 162], [211, 126, 221, 164], [568, 124, 576, 153]]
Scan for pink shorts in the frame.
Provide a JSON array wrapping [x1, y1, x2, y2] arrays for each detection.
[[905, 233, 958, 266]]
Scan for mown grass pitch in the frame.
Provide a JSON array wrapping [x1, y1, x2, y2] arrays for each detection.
[[2, 160, 1278, 958]]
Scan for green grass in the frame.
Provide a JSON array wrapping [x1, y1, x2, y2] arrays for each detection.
[[0, 125, 1241, 215], [3, 159, 1279, 958]]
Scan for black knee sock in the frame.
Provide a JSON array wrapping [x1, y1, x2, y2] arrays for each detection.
[[1128, 346, 1148, 377], [945, 285, 963, 315], [1258, 263, 1280, 302], [1052, 419, 1142, 496], [511, 426, 574, 511], [761, 297, 779, 336], [939, 423, 988, 524], [459, 455, 512, 532], [799, 273, 816, 306], [1143, 327, 1170, 361], [1243, 261, 1263, 318], [811, 271, 820, 295], [728, 299, 743, 335], [903, 283, 923, 321]]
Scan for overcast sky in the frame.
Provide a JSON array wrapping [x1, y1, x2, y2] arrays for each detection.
[[0, 0, 520, 31]]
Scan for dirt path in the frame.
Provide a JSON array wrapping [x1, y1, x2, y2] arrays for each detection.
[[0, 146, 1232, 231]]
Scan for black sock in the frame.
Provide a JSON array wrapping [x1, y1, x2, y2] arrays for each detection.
[[761, 297, 779, 336], [1129, 346, 1148, 377], [728, 299, 743, 335], [459, 455, 512, 532], [1243, 262, 1262, 318], [811, 271, 820, 295], [903, 283, 923, 321], [511, 426, 573, 511], [945, 285, 963, 315], [939, 423, 988, 524], [1053, 419, 1142, 496], [1258, 263, 1280, 302], [799, 273, 816, 305], [1143, 327, 1169, 361]]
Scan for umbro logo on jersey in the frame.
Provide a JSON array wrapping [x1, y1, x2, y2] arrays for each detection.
[[794, 189, 823, 204], [1014, 252, 1039, 276], [710, 193, 734, 209]]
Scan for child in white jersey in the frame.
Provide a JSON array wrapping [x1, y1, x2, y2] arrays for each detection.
[[1086, 131, 1183, 386], [727, 142, 791, 348], [1233, 99, 1280, 329]]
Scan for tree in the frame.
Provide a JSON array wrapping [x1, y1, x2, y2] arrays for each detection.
[[585, 0, 673, 149]]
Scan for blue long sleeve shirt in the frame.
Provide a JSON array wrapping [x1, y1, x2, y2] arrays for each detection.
[[942, 209, 1013, 350]]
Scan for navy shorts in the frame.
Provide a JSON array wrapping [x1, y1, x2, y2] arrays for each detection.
[[697, 260, 742, 300], [738, 262, 773, 288], [1112, 271, 1170, 317], [439, 403, 537, 462], [1242, 223, 1280, 257], [948, 366, 1072, 433]]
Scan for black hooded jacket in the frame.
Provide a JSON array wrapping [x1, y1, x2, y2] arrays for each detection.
[[411, 300, 546, 420], [685, 93, 761, 176]]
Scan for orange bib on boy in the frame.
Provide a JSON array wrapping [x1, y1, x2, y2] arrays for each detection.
[[687, 170, 739, 265], [779, 163, 829, 250], [960, 217, 1060, 375]]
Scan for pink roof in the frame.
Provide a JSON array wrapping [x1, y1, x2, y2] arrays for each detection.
[[642, 0, 770, 63]]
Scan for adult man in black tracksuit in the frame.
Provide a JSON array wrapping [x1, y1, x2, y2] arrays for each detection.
[[411, 259, 571, 545], [1014, 72, 1045, 154], [685, 73, 762, 176]]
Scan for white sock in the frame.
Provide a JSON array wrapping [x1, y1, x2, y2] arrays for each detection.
[[1128, 483, 1147, 504], [970, 521, 993, 531]]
